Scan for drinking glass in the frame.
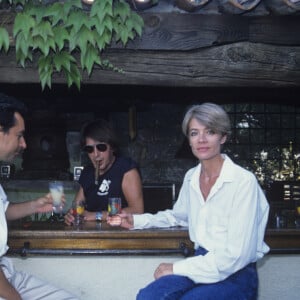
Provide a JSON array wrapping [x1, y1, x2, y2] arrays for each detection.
[[72, 201, 85, 226], [108, 197, 122, 216], [49, 181, 64, 213]]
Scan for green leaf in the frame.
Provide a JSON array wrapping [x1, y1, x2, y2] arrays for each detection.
[[126, 12, 144, 37], [16, 51, 32, 68], [33, 36, 56, 56], [32, 20, 54, 42], [53, 27, 69, 51], [119, 24, 130, 45], [81, 44, 101, 75], [13, 13, 35, 38], [38, 55, 53, 90], [32, 35, 51, 56], [74, 25, 95, 53], [38, 55, 52, 73], [65, 11, 89, 33], [90, 0, 113, 19], [0, 27, 10, 53], [62, 0, 83, 16], [40, 70, 52, 90], [114, 0, 131, 22], [53, 51, 75, 73], [8, 0, 144, 90], [25, 4, 46, 24], [94, 28, 112, 51], [54, 51, 76, 73], [16, 49, 26, 67], [43, 2, 65, 26], [125, 18, 134, 32], [15, 32, 31, 58], [67, 0, 83, 11], [104, 15, 114, 33], [112, 21, 125, 44], [64, 63, 81, 89]]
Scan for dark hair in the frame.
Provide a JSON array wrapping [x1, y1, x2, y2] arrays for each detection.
[[0, 93, 27, 133], [80, 119, 119, 155]]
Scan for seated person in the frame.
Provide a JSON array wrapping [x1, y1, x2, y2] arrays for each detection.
[[0, 93, 78, 300], [108, 103, 270, 300], [65, 119, 143, 224]]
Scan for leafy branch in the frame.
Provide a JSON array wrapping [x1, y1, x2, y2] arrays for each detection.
[[0, 0, 144, 89]]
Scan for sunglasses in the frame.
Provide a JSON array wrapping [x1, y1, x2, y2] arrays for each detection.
[[83, 143, 108, 153]]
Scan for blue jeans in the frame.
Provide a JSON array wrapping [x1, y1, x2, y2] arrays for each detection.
[[136, 247, 258, 300]]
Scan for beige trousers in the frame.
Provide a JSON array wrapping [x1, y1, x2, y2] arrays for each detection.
[[0, 257, 79, 300]]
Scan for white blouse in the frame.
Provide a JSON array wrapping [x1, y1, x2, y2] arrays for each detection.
[[0, 185, 9, 257], [134, 154, 270, 283]]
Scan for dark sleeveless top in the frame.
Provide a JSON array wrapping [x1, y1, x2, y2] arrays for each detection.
[[78, 156, 139, 212]]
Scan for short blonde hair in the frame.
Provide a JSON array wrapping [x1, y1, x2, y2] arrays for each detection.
[[182, 102, 231, 138]]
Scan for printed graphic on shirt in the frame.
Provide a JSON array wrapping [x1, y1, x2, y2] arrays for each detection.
[[97, 179, 111, 196]]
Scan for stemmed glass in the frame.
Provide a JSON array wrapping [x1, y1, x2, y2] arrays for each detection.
[[48, 181, 64, 222]]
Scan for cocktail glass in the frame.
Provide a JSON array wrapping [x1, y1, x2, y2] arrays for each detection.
[[49, 181, 64, 216]]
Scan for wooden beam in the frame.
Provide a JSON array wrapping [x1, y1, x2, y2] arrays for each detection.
[[0, 11, 300, 87], [2, 13, 300, 49], [121, 14, 249, 50], [249, 16, 300, 45], [1, 41, 299, 87]]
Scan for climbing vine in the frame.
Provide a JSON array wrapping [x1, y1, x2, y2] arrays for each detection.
[[0, 0, 144, 89]]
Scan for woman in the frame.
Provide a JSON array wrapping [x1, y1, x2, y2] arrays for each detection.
[[108, 103, 269, 299], [65, 119, 143, 224]]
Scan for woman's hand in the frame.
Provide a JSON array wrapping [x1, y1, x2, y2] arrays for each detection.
[[154, 263, 173, 279], [107, 212, 134, 229]]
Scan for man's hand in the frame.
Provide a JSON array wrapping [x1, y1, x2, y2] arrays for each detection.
[[6, 193, 66, 220], [34, 193, 54, 213], [64, 208, 74, 226]]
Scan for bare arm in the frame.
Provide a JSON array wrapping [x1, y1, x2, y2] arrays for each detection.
[[86, 168, 144, 222], [69, 168, 144, 223], [5, 194, 53, 220], [0, 267, 21, 300], [122, 168, 144, 214], [107, 169, 143, 227]]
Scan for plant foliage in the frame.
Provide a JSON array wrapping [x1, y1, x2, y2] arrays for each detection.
[[0, 0, 144, 89]]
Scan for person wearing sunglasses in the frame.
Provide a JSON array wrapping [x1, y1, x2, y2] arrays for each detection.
[[64, 118, 144, 225]]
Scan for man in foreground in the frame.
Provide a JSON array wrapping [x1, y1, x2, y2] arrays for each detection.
[[0, 93, 78, 300]]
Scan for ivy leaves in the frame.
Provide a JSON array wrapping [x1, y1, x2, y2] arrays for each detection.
[[0, 27, 10, 52], [0, 0, 144, 89]]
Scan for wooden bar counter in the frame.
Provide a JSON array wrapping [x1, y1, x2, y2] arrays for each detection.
[[7, 220, 300, 256], [7, 220, 194, 257], [265, 228, 300, 254]]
